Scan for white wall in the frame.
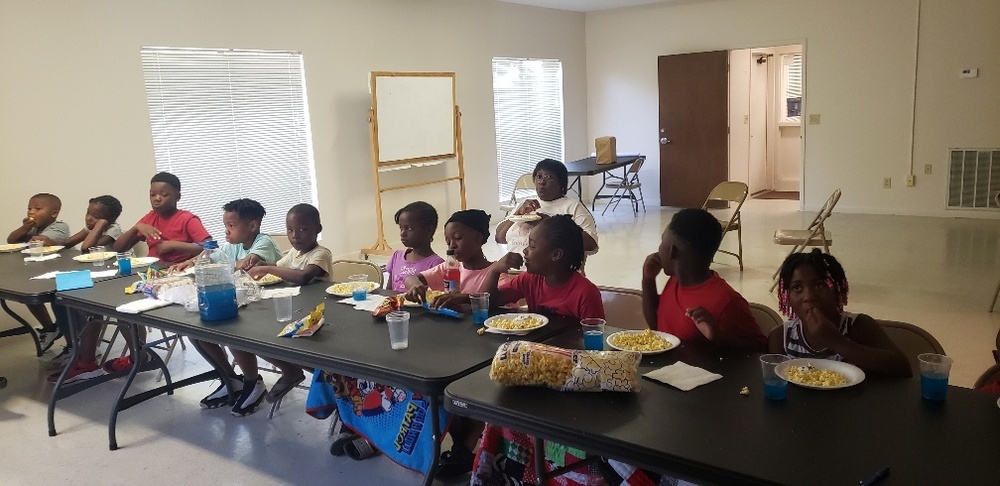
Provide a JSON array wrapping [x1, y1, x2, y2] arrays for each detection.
[[0, 0, 587, 254], [586, 0, 1000, 217]]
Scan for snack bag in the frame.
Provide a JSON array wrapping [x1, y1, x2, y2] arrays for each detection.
[[489, 341, 641, 393], [372, 294, 404, 317], [278, 302, 325, 338]]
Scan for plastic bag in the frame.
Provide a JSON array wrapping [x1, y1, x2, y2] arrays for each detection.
[[489, 341, 641, 392]]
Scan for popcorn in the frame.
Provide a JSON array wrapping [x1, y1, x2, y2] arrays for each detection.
[[489, 341, 641, 393]]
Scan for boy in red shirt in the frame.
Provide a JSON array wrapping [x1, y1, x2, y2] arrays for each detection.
[[641, 208, 766, 351]]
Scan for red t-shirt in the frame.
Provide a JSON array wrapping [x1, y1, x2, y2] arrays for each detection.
[[499, 272, 605, 320], [656, 272, 765, 347], [136, 209, 211, 264]]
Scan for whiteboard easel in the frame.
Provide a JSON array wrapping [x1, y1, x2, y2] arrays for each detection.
[[362, 72, 467, 258]]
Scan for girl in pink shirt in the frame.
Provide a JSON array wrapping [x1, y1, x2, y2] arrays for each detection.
[[385, 202, 444, 292]]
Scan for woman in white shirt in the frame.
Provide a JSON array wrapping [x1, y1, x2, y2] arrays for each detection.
[[496, 158, 599, 255]]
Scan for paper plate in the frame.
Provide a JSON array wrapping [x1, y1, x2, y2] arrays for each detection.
[[113, 256, 159, 269], [776, 358, 866, 390], [254, 273, 283, 286], [73, 252, 117, 263], [20, 245, 65, 255], [606, 330, 680, 355], [506, 214, 542, 223], [325, 281, 379, 297], [483, 313, 549, 335], [0, 243, 29, 253]]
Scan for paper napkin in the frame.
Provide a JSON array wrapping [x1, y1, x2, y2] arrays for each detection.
[[643, 362, 722, 391], [115, 298, 172, 314], [261, 287, 300, 299], [337, 296, 388, 312], [24, 254, 61, 263]]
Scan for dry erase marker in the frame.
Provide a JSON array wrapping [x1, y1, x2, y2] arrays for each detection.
[[859, 466, 890, 486]]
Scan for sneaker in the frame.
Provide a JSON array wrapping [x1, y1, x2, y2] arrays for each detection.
[[47, 361, 103, 384], [36, 328, 63, 354], [46, 346, 73, 370], [435, 446, 474, 478], [102, 355, 134, 373], [200, 376, 244, 409], [231, 376, 267, 417]]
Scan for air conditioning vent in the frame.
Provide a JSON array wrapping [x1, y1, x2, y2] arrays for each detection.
[[947, 149, 1000, 209]]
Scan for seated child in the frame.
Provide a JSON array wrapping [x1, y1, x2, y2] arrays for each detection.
[[7, 193, 72, 353], [641, 208, 766, 351], [104, 172, 212, 374], [170, 199, 284, 416], [57, 195, 124, 250], [244, 203, 332, 414], [768, 249, 911, 377], [385, 201, 444, 292]]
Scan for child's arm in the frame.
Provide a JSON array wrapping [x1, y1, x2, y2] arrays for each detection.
[[484, 252, 523, 308], [767, 327, 784, 353], [156, 240, 206, 257], [805, 310, 912, 378], [113, 223, 158, 252], [403, 275, 430, 304], [641, 253, 662, 329], [8, 217, 36, 244], [248, 263, 324, 285], [78, 220, 114, 250], [687, 302, 768, 352]]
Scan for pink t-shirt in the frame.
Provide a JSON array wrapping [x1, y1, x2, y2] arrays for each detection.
[[499, 272, 605, 320], [420, 262, 497, 293], [386, 249, 444, 292], [136, 209, 211, 264]]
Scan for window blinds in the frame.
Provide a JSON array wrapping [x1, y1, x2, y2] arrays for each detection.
[[141, 47, 317, 237], [492, 58, 564, 202]]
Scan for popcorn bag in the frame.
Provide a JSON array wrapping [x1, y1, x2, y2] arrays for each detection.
[[489, 341, 641, 392]]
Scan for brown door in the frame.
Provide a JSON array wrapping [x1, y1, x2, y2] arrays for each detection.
[[658, 50, 729, 208]]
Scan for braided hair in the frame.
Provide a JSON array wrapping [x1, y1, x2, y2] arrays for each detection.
[[777, 249, 849, 319], [89, 195, 123, 223], [394, 201, 439, 230], [536, 214, 585, 272]]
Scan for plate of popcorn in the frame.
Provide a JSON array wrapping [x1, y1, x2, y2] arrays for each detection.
[[776, 358, 865, 389], [20, 245, 65, 255], [606, 329, 680, 355], [73, 252, 117, 263], [253, 273, 283, 286], [506, 213, 542, 223], [483, 313, 549, 335], [0, 243, 29, 253], [325, 281, 379, 297]]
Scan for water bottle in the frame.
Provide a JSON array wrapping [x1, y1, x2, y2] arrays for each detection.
[[194, 240, 238, 321], [443, 249, 460, 293]]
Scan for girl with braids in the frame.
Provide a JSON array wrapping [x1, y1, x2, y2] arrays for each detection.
[[768, 249, 911, 377], [486, 214, 604, 320]]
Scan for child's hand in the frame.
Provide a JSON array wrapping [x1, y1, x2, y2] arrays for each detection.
[[431, 292, 470, 312], [642, 253, 664, 281], [168, 260, 194, 274], [514, 199, 540, 216], [405, 285, 428, 304], [22, 216, 36, 228], [236, 254, 262, 271], [247, 266, 269, 279], [494, 252, 524, 271], [686, 306, 718, 340], [134, 223, 162, 240], [801, 307, 842, 349], [30, 235, 54, 245]]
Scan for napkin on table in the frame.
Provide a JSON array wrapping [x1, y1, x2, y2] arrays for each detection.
[[24, 254, 61, 263], [643, 361, 722, 391], [337, 296, 388, 312], [261, 287, 300, 299], [115, 298, 172, 314]]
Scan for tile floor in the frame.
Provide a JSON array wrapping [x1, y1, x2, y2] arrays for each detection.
[[1, 198, 998, 484]]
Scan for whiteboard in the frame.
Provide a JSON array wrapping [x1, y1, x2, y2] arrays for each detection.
[[371, 72, 456, 164]]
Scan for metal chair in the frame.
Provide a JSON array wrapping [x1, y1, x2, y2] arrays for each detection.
[[499, 173, 537, 216], [748, 302, 783, 335], [702, 181, 749, 271], [598, 286, 647, 330], [601, 158, 646, 216], [330, 259, 384, 288], [770, 188, 842, 291], [101, 325, 185, 383], [878, 320, 945, 375]]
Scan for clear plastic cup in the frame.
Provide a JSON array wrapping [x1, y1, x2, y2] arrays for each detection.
[[760, 354, 790, 400], [470, 293, 490, 325], [918, 353, 952, 401], [89, 246, 106, 266], [387, 310, 410, 350], [28, 240, 43, 257], [350, 274, 369, 302], [274, 295, 293, 322], [580, 318, 606, 351]]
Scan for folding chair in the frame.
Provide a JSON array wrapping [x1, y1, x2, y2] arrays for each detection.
[[748, 302, 783, 335], [770, 188, 841, 291], [601, 158, 646, 216], [330, 259, 384, 288], [878, 320, 945, 375], [598, 286, 646, 330], [702, 181, 749, 271], [499, 173, 537, 216], [101, 324, 185, 383]]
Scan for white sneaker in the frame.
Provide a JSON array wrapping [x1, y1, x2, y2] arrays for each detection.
[[200, 376, 244, 409], [231, 376, 267, 417], [36, 329, 63, 354], [46, 346, 73, 370]]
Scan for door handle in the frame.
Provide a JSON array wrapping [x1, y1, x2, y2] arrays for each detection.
[[660, 137, 672, 145]]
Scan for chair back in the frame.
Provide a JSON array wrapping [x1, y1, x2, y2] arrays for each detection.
[[748, 302, 783, 334], [502, 173, 538, 212], [599, 286, 647, 330], [974, 362, 1000, 390], [330, 259, 384, 288], [131, 240, 149, 258], [268, 233, 293, 254], [703, 181, 748, 232], [626, 158, 645, 177], [806, 188, 841, 233], [878, 320, 945, 374]]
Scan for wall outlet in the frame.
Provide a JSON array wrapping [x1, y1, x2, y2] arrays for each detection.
[[924, 164, 933, 175], [906, 174, 915, 187], [808, 114, 821, 125], [883, 177, 892, 189]]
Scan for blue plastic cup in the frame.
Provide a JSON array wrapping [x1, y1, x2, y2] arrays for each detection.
[[581, 318, 606, 351], [116, 252, 132, 276], [349, 274, 368, 302], [470, 292, 490, 325], [760, 354, 790, 400], [918, 353, 952, 401]]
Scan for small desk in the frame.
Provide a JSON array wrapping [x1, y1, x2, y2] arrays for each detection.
[[564, 155, 644, 210], [445, 329, 1000, 485]]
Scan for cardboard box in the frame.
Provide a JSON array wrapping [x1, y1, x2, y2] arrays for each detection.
[[596, 136, 616, 165]]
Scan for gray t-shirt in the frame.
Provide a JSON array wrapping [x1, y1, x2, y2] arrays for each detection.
[[27, 220, 71, 241]]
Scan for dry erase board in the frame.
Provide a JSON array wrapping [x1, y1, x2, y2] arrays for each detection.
[[370, 72, 456, 165]]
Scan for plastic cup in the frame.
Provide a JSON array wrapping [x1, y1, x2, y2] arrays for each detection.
[[918, 353, 952, 401], [349, 274, 369, 302], [470, 292, 490, 325], [581, 318, 606, 351], [88, 246, 106, 266], [387, 310, 410, 350], [760, 354, 790, 400], [28, 240, 43, 257], [274, 295, 293, 323], [116, 252, 132, 275]]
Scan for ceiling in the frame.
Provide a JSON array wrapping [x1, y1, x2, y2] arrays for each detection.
[[496, 0, 673, 13]]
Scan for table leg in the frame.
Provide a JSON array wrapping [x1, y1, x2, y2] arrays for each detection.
[[0, 299, 42, 357], [569, 175, 583, 202], [534, 436, 545, 485], [423, 394, 442, 486], [109, 323, 142, 450], [47, 308, 83, 436]]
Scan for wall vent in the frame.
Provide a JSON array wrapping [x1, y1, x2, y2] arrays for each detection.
[[947, 148, 1000, 209]]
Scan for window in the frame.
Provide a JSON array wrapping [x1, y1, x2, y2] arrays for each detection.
[[780, 53, 803, 124], [492, 58, 564, 202], [141, 47, 317, 236]]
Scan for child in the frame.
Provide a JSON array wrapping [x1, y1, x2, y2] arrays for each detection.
[[7, 193, 72, 352], [103, 172, 212, 374], [641, 208, 766, 351], [172, 199, 284, 415], [768, 249, 911, 377], [385, 201, 444, 292], [404, 209, 496, 312], [243, 203, 332, 412], [55, 195, 124, 250]]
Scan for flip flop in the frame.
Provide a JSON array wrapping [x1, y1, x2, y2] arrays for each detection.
[[265, 373, 306, 403], [344, 437, 379, 461], [330, 432, 359, 457]]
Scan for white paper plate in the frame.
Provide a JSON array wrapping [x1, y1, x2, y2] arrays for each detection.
[[506, 213, 542, 223], [73, 252, 117, 263], [20, 245, 64, 255], [605, 330, 680, 355], [254, 274, 283, 286], [776, 358, 866, 390], [113, 256, 159, 268], [483, 313, 549, 334], [0, 243, 29, 253], [325, 281, 379, 297]]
